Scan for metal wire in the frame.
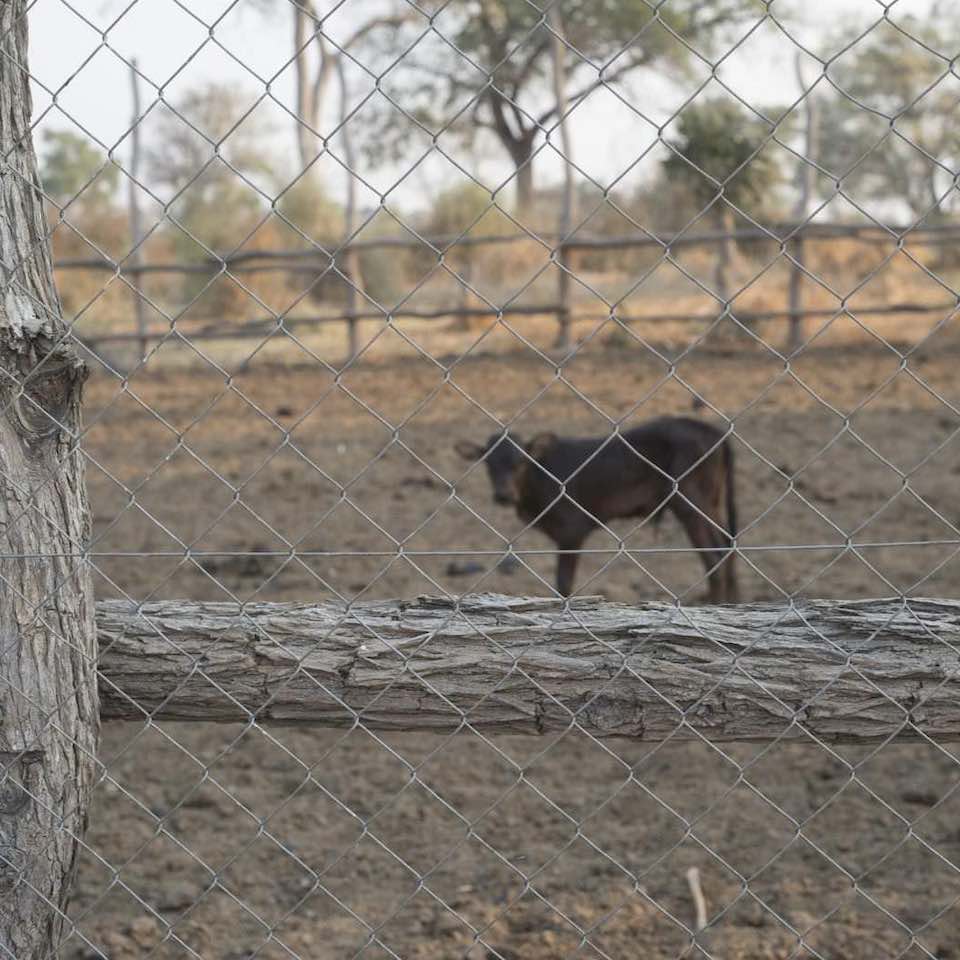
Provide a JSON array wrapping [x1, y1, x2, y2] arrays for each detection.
[[3, 0, 960, 957]]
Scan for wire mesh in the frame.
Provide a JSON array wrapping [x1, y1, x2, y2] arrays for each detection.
[[5, 0, 960, 957]]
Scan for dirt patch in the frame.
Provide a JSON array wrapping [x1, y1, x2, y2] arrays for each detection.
[[67, 332, 960, 958]]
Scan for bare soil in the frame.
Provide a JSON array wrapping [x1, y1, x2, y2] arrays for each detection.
[[66, 324, 960, 960]]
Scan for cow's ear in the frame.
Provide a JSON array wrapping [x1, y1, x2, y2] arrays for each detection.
[[455, 440, 484, 461], [526, 432, 558, 461]]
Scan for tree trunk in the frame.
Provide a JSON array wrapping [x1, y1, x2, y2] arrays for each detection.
[[97, 595, 960, 743], [714, 204, 735, 303], [513, 155, 535, 218], [293, 6, 313, 171], [484, 88, 536, 218], [293, 2, 335, 176], [548, 6, 575, 231], [0, 5, 98, 956]]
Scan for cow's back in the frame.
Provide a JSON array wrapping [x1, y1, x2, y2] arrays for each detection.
[[623, 417, 726, 476], [519, 416, 726, 532], [530, 429, 672, 526]]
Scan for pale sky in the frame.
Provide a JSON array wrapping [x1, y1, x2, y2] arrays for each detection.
[[27, 0, 940, 211]]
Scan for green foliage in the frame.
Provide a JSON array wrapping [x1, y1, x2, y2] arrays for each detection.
[[663, 98, 783, 217], [816, 12, 960, 218], [40, 130, 128, 320], [40, 129, 120, 210], [143, 83, 289, 319], [276, 172, 344, 244], [147, 83, 278, 197], [356, 246, 407, 304], [363, 0, 765, 207], [147, 83, 282, 259], [450, 0, 759, 80], [423, 183, 492, 236]]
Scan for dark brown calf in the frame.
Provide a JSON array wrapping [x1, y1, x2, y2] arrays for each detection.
[[456, 416, 738, 602]]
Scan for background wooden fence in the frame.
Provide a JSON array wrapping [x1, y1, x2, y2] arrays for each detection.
[[53, 221, 960, 360]]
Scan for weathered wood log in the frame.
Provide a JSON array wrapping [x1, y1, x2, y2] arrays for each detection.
[[0, 5, 98, 956], [96, 595, 960, 742]]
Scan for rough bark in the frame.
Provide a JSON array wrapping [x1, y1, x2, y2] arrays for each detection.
[[96, 595, 960, 743], [0, 4, 98, 956]]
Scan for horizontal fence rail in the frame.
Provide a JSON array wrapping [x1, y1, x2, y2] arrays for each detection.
[[51, 221, 960, 273], [55, 220, 960, 356], [72, 299, 959, 348], [97, 595, 960, 742]]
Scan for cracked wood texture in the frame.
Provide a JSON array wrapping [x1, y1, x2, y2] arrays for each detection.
[[97, 595, 960, 742], [0, 5, 98, 956]]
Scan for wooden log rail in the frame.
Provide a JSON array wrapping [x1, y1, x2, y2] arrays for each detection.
[[96, 594, 960, 742]]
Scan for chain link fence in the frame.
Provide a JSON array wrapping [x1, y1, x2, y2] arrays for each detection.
[[9, 0, 960, 956]]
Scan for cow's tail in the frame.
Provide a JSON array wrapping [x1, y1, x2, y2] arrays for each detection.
[[721, 437, 739, 601], [722, 439, 737, 544]]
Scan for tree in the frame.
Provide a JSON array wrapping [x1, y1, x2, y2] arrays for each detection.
[[815, 11, 960, 221], [663, 98, 784, 299], [276, 169, 343, 243], [146, 82, 277, 244], [0, 4, 98, 956], [251, 0, 412, 172], [40, 128, 125, 253], [366, 0, 763, 216], [40, 129, 119, 212], [145, 84, 291, 321], [146, 83, 282, 316], [40, 129, 128, 318]]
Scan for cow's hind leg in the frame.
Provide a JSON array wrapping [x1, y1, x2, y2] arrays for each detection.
[[677, 460, 737, 602], [555, 534, 587, 598], [720, 531, 738, 603], [709, 524, 737, 603], [673, 503, 729, 603]]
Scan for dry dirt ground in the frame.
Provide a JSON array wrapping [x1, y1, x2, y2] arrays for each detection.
[[65, 318, 960, 959]]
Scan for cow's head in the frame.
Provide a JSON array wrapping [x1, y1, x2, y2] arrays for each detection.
[[456, 433, 523, 505], [455, 432, 558, 507]]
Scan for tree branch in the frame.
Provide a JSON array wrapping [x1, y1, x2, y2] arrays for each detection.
[[507, 92, 531, 137], [486, 87, 521, 146], [342, 12, 414, 51], [509, 35, 551, 98], [536, 56, 645, 126]]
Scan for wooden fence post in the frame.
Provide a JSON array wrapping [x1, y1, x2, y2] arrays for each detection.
[[787, 52, 817, 354], [127, 58, 147, 363], [0, 5, 98, 955], [549, 5, 575, 352], [338, 56, 362, 364]]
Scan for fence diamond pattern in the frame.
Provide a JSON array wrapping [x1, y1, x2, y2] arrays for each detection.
[[7, 1, 960, 957]]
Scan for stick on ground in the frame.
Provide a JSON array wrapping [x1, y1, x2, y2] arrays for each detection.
[[686, 867, 708, 932]]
